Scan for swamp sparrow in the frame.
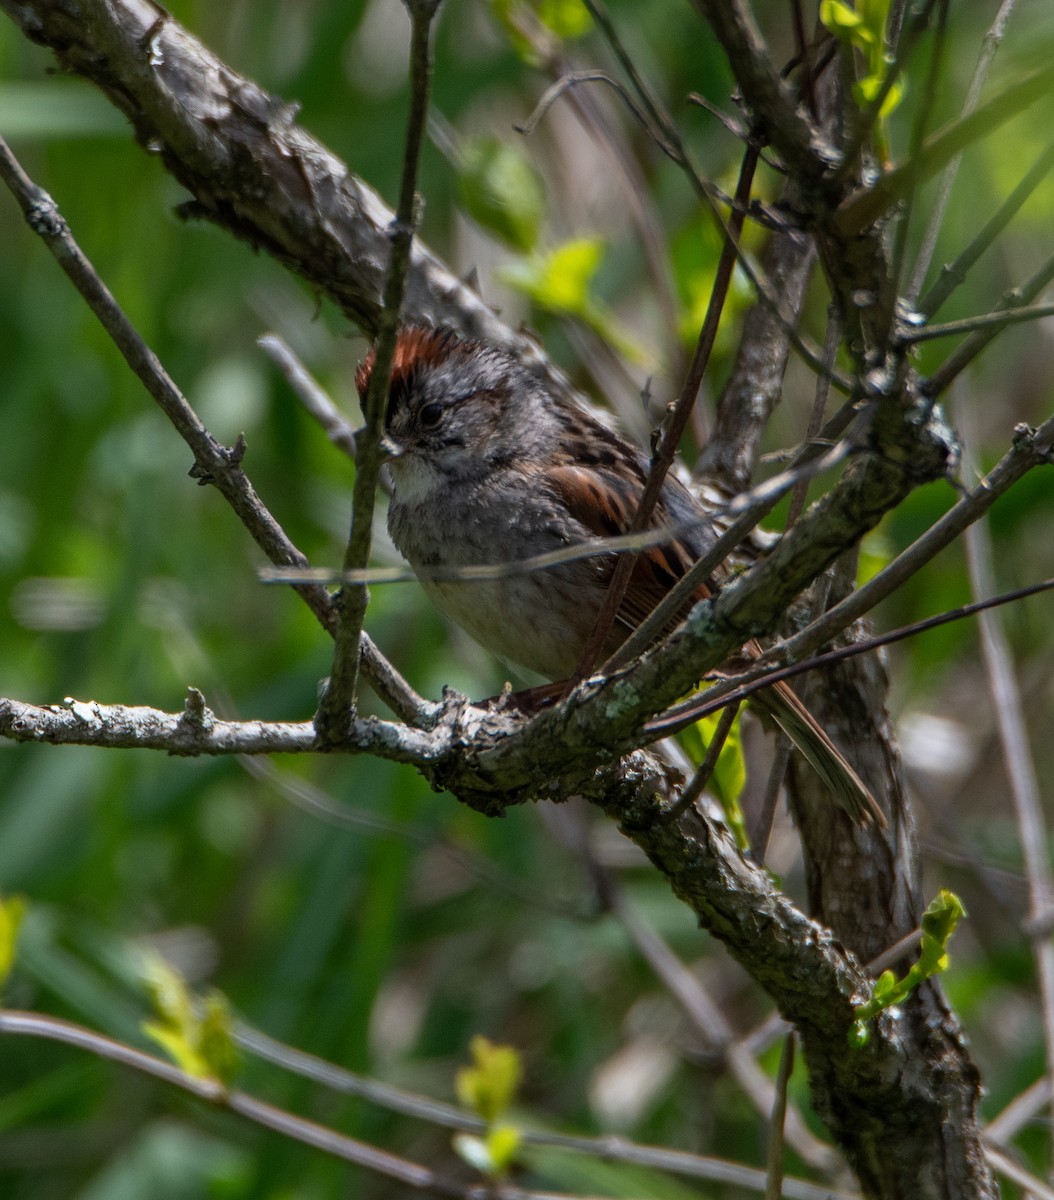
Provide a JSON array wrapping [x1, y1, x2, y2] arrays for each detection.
[[357, 327, 883, 827]]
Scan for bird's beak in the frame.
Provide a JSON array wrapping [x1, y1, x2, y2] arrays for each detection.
[[380, 434, 404, 461]]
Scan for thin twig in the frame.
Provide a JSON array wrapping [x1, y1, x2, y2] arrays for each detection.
[[834, 64, 1053, 236], [764, 1034, 795, 1200], [919, 138, 1054, 319], [317, 0, 443, 740], [833, 0, 940, 184], [904, 302, 1054, 342], [0, 1007, 857, 1200], [661, 702, 741, 824], [258, 333, 360, 463], [763, 413, 1054, 665], [788, 306, 841, 527], [889, 0, 949, 310], [985, 1076, 1052, 1145], [0, 1011, 477, 1198], [516, 71, 679, 159], [570, 145, 758, 687], [646, 573, 1054, 737], [924, 252, 1054, 397], [983, 1144, 1054, 1200], [753, 740, 793, 864], [962, 441, 1054, 1168], [788, 0, 816, 116], [260, 511, 720, 587], [907, 0, 1021, 304], [604, 434, 856, 672]]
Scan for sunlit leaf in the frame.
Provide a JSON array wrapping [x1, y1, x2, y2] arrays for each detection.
[[0, 894, 27, 989], [458, 136, 546, 252], [141, 957, 240, 1086], [455, 1036, 523, 1123]]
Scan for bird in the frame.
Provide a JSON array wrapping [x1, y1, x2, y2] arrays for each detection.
[[356, 326, 885, 827]]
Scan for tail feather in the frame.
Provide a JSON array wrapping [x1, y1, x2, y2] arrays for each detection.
[[753, 679, 887, 828]]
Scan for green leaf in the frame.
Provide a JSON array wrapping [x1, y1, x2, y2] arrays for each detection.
[[455, 1036, 523, 1123], [854, 73, 906, 120], [457, 137, 546, 252], [921, 888, 966, 947], [820, 0, 866, 36], [501, 237, 603, 314], [0, 894, 27, 990], [486, 1123, 523, 1173], [500, 239, 650, 364], [489, 0, 591, 60], [538, 0, 591, 39], [850, 890, 966, 1039], [140, 957, 240, 1086]]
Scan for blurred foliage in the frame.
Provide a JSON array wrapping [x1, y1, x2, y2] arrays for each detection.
[[0, 1, 1053, 1197]]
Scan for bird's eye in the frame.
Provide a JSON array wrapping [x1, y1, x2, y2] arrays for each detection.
[[418, 402, 443, 428]]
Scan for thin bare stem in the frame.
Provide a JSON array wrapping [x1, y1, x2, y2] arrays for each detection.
[[0, 1011, 475, 1198], [919, 139, 1054, 318], [753, 740, 793, 864], [768, 414, 1054, 664], [237, 1021, 854, 1197], [788, 306, 840, 527], [907, 0, 1021, 304], [890, 0, 949, 308], [904, 302, 1054, 342], [258, 333, 360, 463], [317, 0, 442, 740], [764, 1034, 796, 1200], [962, 466, 1054, 1167], [662, 701, 741, 823], [834, 0, 940, 183], [516, 71, 678, 159], [570, 145, 758, 686], [985, 1076, 1052, 1145], [647, 573, 1054, 737], [834, 65, 1052, 236], [605, 434, 855, 672], [924, 252, 1054, 397]]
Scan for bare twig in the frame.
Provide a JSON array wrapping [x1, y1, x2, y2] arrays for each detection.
[[985, 1076, 1052, 1145], [662, 702, 741, 824], [904, 302, 1054, 342], [753, 740, 793, 864], [919, 138, 1054, 318], [983, 1145, 1054, 1200], [258, 333, 360, 462], [605, 434, 855, 672], [907, 0, 1021, 304], [787, 306, 841, 527], [604, 882, 839, 1172], [764, 1034, 796, 1200], [516, 70, 678, 159], [571, 144, 758, 686], [889, 0, 949, 308], [924, 253, 1054, 397], [317, 0, 443, 740], [833, 0, 940, 184], [963, 460, 1054, 1166], [646, 574, 1054, 737], [0, 1011, 478, 1198], [834, 65, 1052, 236]]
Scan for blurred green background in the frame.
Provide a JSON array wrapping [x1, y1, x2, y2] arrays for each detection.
[[2, 1, 1054, 1196]]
